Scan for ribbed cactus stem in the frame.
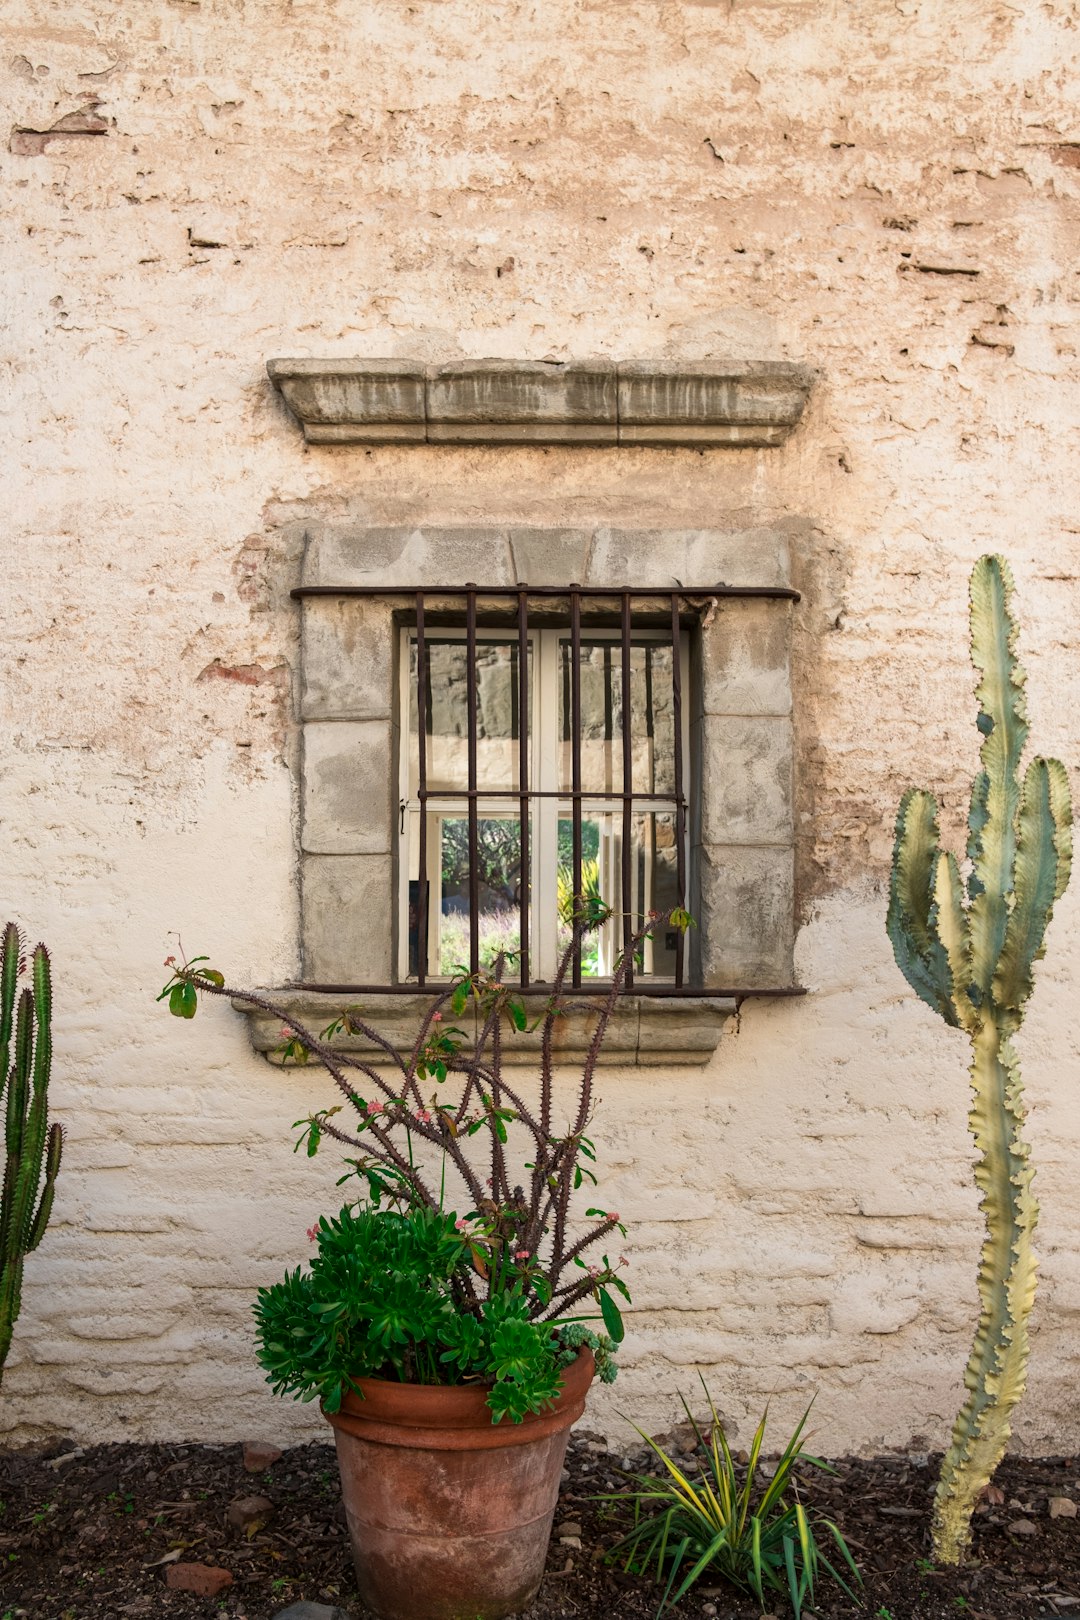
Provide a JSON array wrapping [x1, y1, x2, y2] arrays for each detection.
[[0, 928, 63, 1387], [887, 556, 1071, 1565]]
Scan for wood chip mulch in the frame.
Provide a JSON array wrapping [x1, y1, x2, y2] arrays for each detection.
[[1, 1427, 1078, 1619]]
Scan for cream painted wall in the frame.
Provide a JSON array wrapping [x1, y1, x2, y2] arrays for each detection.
[[2, 0, 1079, 1453]]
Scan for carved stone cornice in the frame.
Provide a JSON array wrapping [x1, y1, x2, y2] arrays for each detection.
[[266, 358, 815, 449]]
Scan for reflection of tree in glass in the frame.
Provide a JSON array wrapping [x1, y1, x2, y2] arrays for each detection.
[[557, 818, 599, 868], [440, 820, 521, 907]]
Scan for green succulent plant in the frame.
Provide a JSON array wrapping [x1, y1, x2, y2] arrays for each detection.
[[888, 554, 1072, 1564]]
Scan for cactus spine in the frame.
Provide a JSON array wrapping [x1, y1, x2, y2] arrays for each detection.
[[0, 923, 63, 1386], [888, 555, 1072, 1565]]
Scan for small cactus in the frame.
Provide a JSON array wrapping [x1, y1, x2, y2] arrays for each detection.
[[0, 923, 63, 1386], [888, 555, 1072, 1564]]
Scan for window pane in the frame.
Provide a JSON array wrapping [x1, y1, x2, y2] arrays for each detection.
[[554, 809, 680, 979], [558, 640, 675, 796], [409, 639, 527, 794], [437, 815, 526, 982]]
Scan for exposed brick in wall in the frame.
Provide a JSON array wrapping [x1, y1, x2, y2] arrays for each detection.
[[2, 0, 1079, 1453]]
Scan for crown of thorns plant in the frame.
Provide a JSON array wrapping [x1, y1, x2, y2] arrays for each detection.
[[159, 905, 692, 1337]]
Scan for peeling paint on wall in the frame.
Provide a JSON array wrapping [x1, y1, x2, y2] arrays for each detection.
[[2, 0, 1080, 1454]]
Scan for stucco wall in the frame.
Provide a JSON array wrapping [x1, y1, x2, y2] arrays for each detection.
[[3, 0, 1080, 1454]]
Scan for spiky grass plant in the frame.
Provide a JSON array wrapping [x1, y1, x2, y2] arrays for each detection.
[[607, 1388, 859, 1619], [888, 554, 1072, 1563]]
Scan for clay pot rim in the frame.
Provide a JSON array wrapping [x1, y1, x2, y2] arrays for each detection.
[[325, 1347, 594, 1452]]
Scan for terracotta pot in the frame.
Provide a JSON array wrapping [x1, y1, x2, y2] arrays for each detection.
[[325, 1348, 594, 1620]]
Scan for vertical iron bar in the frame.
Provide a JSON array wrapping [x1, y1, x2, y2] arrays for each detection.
[[671, 593, 686, 988], [415, 593, 429, 988], [517, 588, 530, 988], [570, 586, 583, 989], [466, 586, 480, 976], [620, 593, 634, 989]]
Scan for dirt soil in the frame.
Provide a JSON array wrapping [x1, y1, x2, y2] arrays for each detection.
[[1, 1427, 1078, 1619]]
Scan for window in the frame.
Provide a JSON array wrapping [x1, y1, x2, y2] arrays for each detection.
[[290, 523, 797, 1044], [396, 590, 691, 987]]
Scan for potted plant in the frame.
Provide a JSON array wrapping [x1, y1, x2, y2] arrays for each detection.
[[160, 906, 690, 1620]]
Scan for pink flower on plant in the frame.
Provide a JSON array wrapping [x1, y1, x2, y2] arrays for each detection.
[[607, 1212, 619, 1222], [365, 1100, 384, 1116], [280, 1026, 292, 1040], [414, 1107, 432, 1123], [455, 1218, 469, 1231], [164, 955, 177, 968], [514, 1250, 530, 1262], [432, 1012, 443, 1023], [618, 1255, 629, 1267], [307, 1226, 319, 1242]]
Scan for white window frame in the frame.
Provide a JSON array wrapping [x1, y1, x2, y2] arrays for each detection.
[[396, 624, 690, 984]]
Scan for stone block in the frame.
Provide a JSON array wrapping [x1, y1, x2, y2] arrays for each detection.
[[426, 360, 616, 443], [509, 528, 594, 587], [693, 844, 795, 987], [300, 854, 393, 983], [268, 359, 425, 444], [700, 598, 792, 716], [302, 524, 514, 588], [587, 526, 792, 589], [616, 361, 815, 447], [301, 721, 391, 854], [300, 598, 394, 721], [698, 716, 793, 845]]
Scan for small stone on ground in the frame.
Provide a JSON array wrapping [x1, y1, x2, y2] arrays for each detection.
[[165, 1562, 234, 1596], [272, 1604, 357, 1620], [227, 1492, 275, 1533], [243, 1439, 284, 1472]]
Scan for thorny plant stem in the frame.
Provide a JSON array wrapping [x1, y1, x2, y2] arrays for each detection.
[[171, 911, 673, 1322]]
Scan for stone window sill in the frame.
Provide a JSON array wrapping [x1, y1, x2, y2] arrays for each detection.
[[236, 990, 737, 1068], [267, 357, 815, 448]]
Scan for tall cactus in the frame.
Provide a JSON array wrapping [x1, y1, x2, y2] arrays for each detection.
[[888, 555, 1072, 1565], [0, 924, 63, 1386]]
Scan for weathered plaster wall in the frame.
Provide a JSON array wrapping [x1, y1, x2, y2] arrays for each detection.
[[3, 0, 1080, 1454]]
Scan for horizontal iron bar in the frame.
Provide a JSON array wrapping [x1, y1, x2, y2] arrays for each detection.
[[294, 982, 807, 999], [292, 582, 800, 602], [414, 789, 685, 802]]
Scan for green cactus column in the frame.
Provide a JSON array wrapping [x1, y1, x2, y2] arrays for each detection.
[[0, 924, 64, 1386], [888, 555, 1072, 1566]]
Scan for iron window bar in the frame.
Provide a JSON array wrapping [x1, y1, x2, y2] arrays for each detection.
[[292, 580, 803, 999]]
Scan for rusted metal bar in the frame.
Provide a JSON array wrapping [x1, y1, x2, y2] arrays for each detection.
[[404, 788, 675, 801], [415, 592, 429, 987], [301, 982, 808, 998], [466, 585, 479, 976], [671, 593, 686, 989], [570, 586, 583, 988], [620, 593, 634, 990], [517, 587, 530, 988]]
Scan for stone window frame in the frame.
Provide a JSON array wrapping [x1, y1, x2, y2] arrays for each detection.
[[235, 522, 799, 1069]]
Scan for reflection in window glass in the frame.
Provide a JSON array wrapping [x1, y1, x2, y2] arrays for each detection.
[[408, 641, 527, 794], [558, 641, 674, 796]]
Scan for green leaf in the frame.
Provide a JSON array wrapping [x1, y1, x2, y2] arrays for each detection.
[[508, 998, 527, 1032], [599, 1287, 624, 1343]]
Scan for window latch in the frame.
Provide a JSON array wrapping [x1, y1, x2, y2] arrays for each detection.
[[399, 798, 407, 834]]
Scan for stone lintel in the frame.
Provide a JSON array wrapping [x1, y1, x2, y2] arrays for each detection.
[[236, 990, 735, 1068], [267, 358, 814, 448]]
